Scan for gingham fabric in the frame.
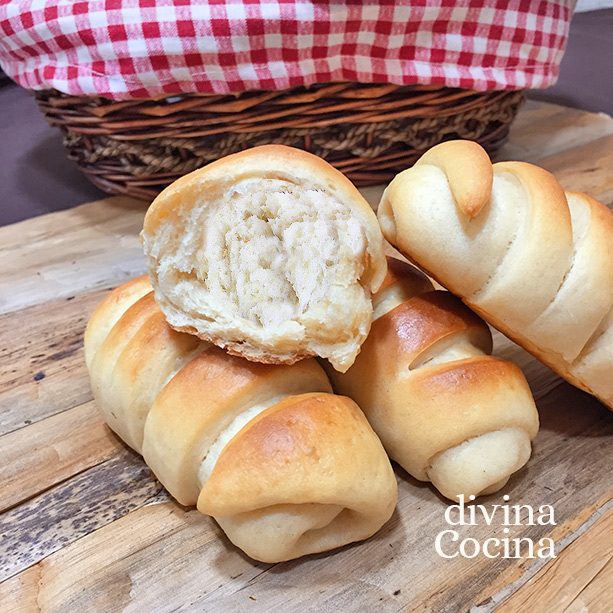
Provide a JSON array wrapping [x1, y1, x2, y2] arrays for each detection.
[[0, 0, 574, 101]]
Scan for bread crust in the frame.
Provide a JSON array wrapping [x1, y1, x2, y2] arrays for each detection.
[[197, 393, 397, 562], [84, 275, 152, 369], [326, 256, 539, 499], [379, 140, 613, 409], [143, 346, 332, 505], [84, 278, 397, 562]]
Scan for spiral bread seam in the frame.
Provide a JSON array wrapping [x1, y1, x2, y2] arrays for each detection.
[[84, 277, 397, 562], [378, 140, 613, 408], [325, 257, 540, 501]]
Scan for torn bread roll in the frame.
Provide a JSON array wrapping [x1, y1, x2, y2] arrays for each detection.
[[141, 145, 387, 373], [84, 277, 397, 563], [378, 140, 613, 409], [325, 257, 539, 501]]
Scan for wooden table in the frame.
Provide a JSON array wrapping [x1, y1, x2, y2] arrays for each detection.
[[1, 100, 612, 612]]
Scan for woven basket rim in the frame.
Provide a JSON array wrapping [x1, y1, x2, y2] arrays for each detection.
[[33, 81, 525, 197]]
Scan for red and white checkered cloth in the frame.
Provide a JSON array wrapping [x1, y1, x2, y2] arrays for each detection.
[[0, 0, 573, 101]]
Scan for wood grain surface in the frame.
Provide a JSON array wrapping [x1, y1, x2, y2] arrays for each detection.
[[0, 100, 611, 612]]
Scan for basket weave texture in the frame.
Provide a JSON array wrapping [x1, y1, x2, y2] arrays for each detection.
[[35, 82, 524, 199]]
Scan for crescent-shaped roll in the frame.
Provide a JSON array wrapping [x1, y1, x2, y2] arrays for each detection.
[[378, 140, 613, 409], [84, 277, 397, 563], [140, 144, 387, 373], [325, 257, 539, 501]]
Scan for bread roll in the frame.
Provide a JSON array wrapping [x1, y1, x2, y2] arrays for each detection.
[[325, 257, 539, 501], [141, 145, 386, 373], [84, 277, 397, 563], [378, 140, 613, 409]]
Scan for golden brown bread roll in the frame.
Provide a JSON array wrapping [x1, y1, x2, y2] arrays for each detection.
[[84, 277, 397, 563], [378, 140, 613, 409], [141, 144, 387, 373], [325, 257, 539, 501]]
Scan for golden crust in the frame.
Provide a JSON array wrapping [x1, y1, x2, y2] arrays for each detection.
[[373, 291, 493, 367], [106, 306, 201, 452], [197, 392, 397, 562], [382, 357, 538, 479], [198, 393, 396, 517], [84, 277, 397, 561], [379, 141, 613, 409], [331, 293, 537, 482], [89, 291, 164, 448], [84, 275, 152, 369], [416, 139, 493, 217], [327, 256, 539, 496], [143, 347, 332, 505]]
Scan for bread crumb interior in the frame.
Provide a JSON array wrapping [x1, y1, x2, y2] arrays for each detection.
[[199, 178, 366, 328]]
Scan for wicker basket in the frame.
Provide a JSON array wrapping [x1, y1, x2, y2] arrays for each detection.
[[34, 82, 524, 200]]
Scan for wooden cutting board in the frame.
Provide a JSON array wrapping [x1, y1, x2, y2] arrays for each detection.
[[1, 100, 612, 612]]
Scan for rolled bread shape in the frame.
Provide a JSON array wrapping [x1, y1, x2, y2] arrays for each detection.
[[326, 257, 539, 501], [378, 140, 613, 409], [141, 145, 387, 373], [84, 277, 397, 563]]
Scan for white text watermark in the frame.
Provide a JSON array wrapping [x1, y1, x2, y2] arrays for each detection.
[[435, 495, 556, 560]]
